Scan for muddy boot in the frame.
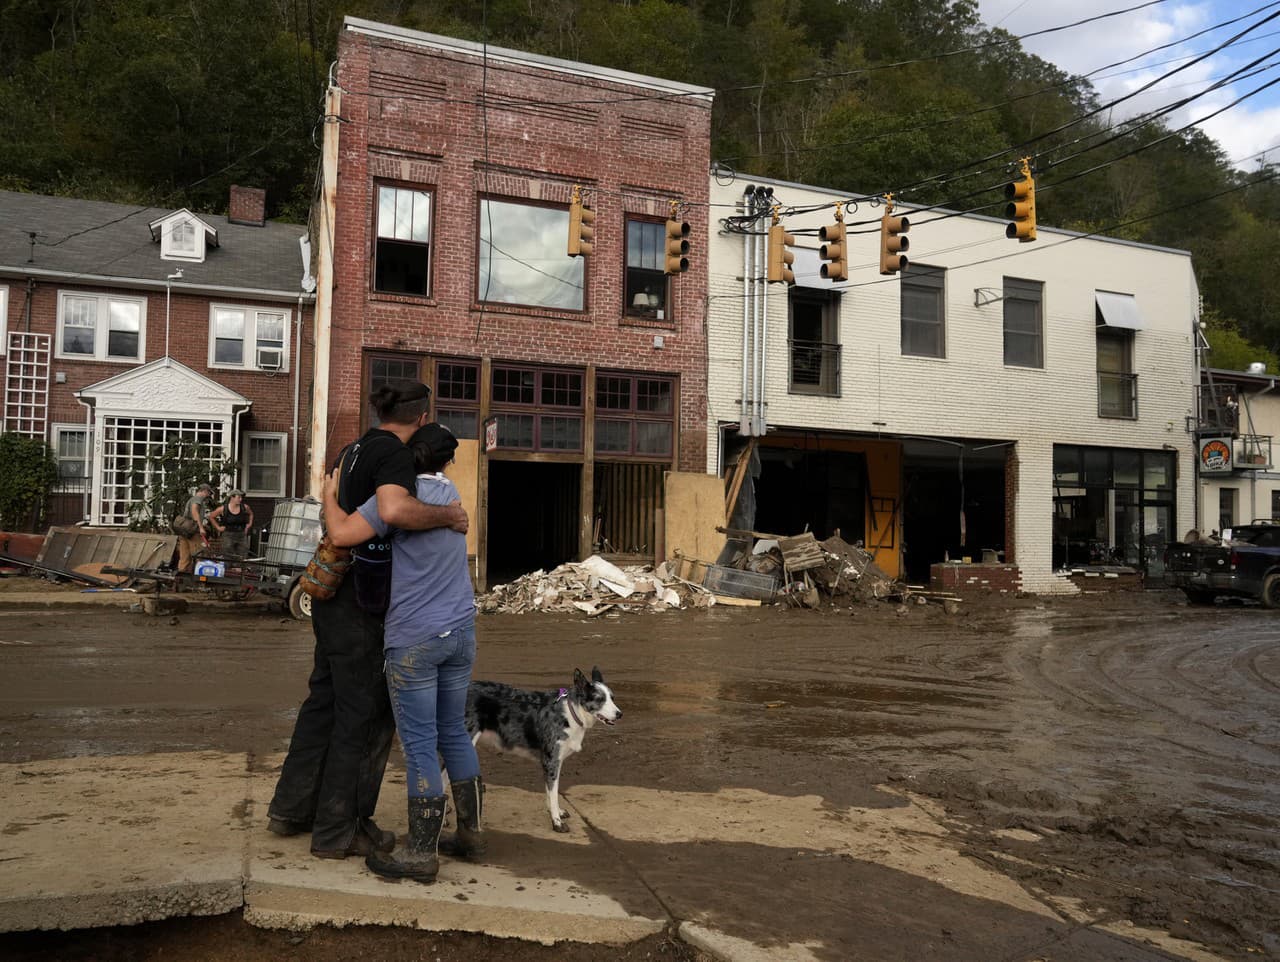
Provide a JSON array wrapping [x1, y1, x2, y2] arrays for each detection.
[[439, 776, 487, 859], [365, 796, 445, 883]]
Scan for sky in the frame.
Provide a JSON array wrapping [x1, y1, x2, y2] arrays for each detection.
[[974, 0, 1280, 169]]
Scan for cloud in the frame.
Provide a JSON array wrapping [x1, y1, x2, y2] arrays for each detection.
[[975, 0, 1280, 167]]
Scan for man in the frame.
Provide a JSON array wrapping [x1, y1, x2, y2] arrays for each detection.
[[267, 380, 468, 859], [177, 482, 213, 573]]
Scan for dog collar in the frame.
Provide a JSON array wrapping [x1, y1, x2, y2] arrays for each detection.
[[557, 688, 585, 726]]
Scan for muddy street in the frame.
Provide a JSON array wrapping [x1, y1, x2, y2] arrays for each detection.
[[1, 591, 1278, 960]]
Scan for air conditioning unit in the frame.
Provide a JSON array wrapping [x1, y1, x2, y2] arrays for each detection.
[[256, 347, 283, 371]]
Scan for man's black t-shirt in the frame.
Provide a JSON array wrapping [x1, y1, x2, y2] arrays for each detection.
[[334, 429, 415, 515]]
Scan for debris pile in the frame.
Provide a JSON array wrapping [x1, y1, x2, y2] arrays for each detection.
[[478, 555, 713, 616], [810, 535, 905, 603]]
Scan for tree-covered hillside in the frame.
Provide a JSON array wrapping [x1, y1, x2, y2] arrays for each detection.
[[2, 0, 1276, 362]]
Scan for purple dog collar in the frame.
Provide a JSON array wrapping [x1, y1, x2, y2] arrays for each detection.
[[557, 688, 585, 726]]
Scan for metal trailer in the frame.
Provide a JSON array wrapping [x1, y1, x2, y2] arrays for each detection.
[[103, 555, 314, 619]]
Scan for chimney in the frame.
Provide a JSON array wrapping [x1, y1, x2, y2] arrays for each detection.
[[228, 185, 266, 227]]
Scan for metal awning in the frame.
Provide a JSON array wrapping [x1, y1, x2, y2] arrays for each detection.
[[1096, 291, 1145, 330]]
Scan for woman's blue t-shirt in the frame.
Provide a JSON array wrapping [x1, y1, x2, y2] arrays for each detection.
[[356, 473, 474, 649]]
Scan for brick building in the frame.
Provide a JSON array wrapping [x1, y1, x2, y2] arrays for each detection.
[[317, 19, 713, 585], [706, 175, 1199, 594], [0, 188, 315, 531]]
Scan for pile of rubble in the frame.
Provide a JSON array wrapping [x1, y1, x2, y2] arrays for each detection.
[[477, 555, 715, 616], [476, 534, 934, 616]]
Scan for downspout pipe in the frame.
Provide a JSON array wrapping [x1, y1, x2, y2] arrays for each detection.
[[292, 294, 304, 499], [757, 186, 772, 437], [740, 185, 752, 435]]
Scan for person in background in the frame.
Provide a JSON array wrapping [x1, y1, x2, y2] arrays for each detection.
[[177, 482, 213, 573], [210, 489, 254, 558], [321, 423, 483, 884], [267, 381, 469, 861]]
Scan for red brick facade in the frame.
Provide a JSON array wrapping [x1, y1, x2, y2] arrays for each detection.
[[324, 26, 712, 471], [4, 277, 313, 526]]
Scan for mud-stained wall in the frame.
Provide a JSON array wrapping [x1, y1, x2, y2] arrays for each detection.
[[446, 439, 480, 559], [665, 471, 726, 563]]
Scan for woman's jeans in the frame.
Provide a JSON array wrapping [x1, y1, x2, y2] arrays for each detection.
[[385, 621, 481, 798]]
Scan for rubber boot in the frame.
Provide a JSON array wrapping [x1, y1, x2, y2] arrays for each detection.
[[439, 775, 488, 859], [365, 796, 445, 883]]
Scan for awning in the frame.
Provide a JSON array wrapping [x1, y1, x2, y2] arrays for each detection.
[[1096, 291, 1145, 330]]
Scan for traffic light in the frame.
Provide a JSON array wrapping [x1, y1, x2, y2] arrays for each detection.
[[567, 186, 595, 257], [665, 217, 690, 274], [879, 195, 909, 275], [819, 218, 847, 282], [767, 212, 795, 284], [1005, 158, 1036, 243]]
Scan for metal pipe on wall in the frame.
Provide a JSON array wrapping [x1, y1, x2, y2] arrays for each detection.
[[740, 186, 752, 435]]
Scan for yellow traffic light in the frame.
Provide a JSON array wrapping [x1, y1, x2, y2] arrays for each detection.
[[665, 217, 690, 274], [879, 195, 909, 275], [819, 219, 847, 282], [568, 186, 595, 257], [1005, 159, 1036, 243], [767, 220, 795, 284]]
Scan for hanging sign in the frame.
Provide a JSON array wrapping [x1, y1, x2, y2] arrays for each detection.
[[483, 416, 498, 453], [1198, 437, 1233, 474]]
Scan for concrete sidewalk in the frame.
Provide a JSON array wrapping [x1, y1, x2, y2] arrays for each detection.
[[0, 752, 1231, 961]]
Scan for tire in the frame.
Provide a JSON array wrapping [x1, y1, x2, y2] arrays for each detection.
[[1183, 588, 1217, 606], [287, 579, 313, 620], [1261, 573, 1280, 610]]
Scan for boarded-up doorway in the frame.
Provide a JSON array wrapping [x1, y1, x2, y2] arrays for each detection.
[[486, 461, 580, 584]]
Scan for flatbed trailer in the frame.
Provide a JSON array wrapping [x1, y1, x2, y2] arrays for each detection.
[[103, 556, 313, 620]]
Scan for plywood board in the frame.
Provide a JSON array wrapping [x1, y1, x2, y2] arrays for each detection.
[[664, 471, 726, 563], [447, 439, 480, 557]]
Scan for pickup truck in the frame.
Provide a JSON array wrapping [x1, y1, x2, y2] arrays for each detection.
[[1164, 521, 1280, 607]]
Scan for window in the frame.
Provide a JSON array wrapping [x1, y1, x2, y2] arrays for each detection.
[[244, 432, 286, 496], [1003, 277, 1043, 368], [170, 220, 196, 256], [156, 211, 208, 262], [1218, 491, 1239, 529], [594, 373, 675, 458], [434, 360, 480, 440], [0, 284, 8, 353], [489, 364, 584, 452], [624, 219, 669, 320], [208, 306, 289, 372], [374, 185, 432, 296], [1097, 327, 1136, 418], [901, 265, 945, 358], [52, 424, 92, 492], [56, 291, 146, 362], [788, 289, 841, 395], [478, 198, 584, 311], [365, 353, 423, 430], [1272, 489, 1280, 520], [98, 417, 226, 526]]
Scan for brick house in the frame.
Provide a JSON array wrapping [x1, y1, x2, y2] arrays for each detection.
[[706, 175, 1200, 594], [316, 19, 713, 585], [0, 188, 315, 532]]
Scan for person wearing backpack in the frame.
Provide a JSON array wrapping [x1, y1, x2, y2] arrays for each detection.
[[266, 380, 469, 860], [174, 483, 213, 573]]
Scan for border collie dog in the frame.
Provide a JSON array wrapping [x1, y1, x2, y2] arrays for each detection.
[[465, 667, 621, 833]]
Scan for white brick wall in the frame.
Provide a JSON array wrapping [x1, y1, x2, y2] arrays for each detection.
[[704, 176, 1199, 593]]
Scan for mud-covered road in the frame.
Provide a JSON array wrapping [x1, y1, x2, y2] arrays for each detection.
[[1, 590, 1277, 959]]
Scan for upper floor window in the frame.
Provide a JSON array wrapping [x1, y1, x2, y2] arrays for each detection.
[[595, 373, 675, 458], [1003, 277, 1043, 368], [901, 265, 945, 358], [1097, 328, 1136, 418], [478, 198, 584, 311], [56, 291, 146, 363], [625, 219, 669, 320], [788, 288, 841, 396], [209, 305, 288, 372], [374, 185, 432, 296]]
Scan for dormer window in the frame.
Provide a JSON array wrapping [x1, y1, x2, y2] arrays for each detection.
[[170, 219, 196, 256], [150, 208, 216, 263]]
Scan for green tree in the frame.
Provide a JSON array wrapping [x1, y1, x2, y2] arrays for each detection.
[[0, 433, 59, 532]]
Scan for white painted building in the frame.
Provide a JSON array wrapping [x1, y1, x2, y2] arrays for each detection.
[[1195, 365, 1279, 533], [704, 175, 1199, 593]]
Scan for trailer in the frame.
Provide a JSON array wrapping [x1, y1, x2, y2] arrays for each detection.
[[103, 555, 314, 619]]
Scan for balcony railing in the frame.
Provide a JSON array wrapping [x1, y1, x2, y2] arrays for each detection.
[[1234, 434, 1273, 469], [788, 339, 841, 396], [1098, 370, 1138, 419]]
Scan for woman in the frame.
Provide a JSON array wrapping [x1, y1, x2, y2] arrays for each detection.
[[322, 423, 483, 884], [209, 489, 254, 558]]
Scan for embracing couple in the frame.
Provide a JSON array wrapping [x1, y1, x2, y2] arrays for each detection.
[[266, 379, 483, 884]]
